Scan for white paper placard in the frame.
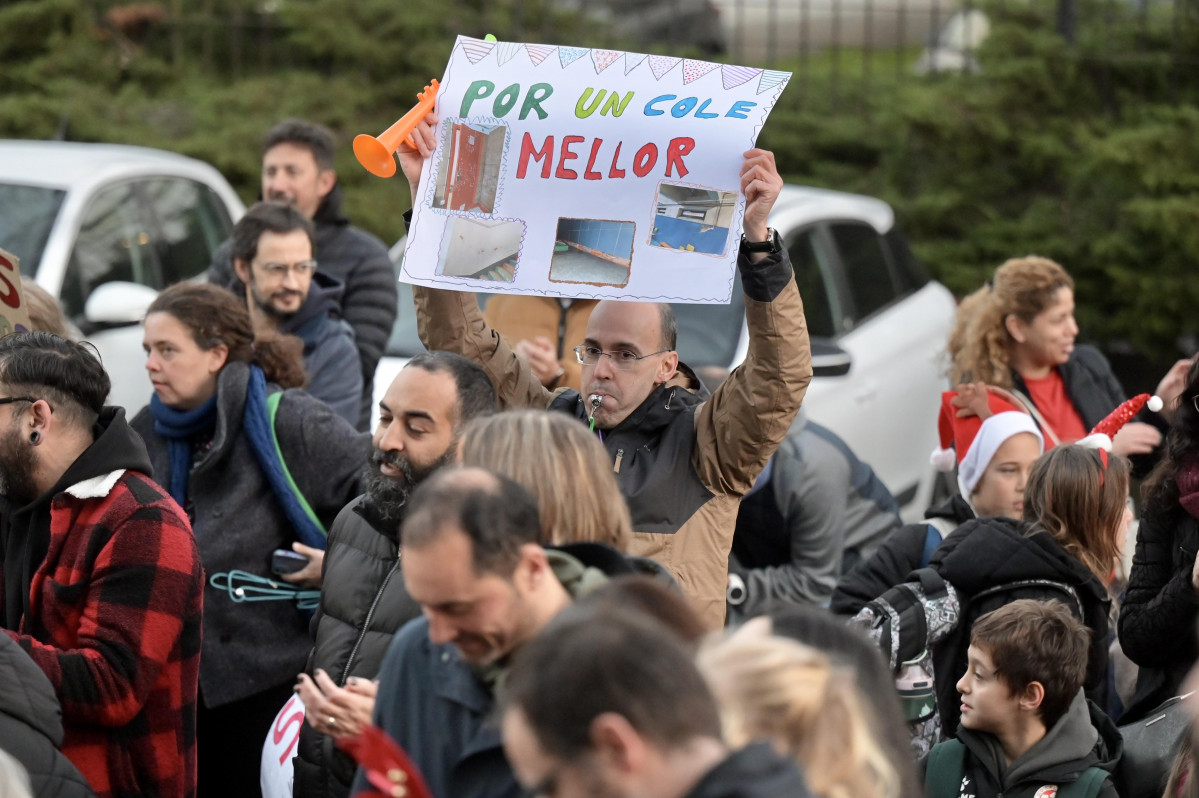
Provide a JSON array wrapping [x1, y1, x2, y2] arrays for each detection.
[[400, 36, 791, 304]]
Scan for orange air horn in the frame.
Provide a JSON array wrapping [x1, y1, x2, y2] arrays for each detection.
[[353, 79, 440, 178]]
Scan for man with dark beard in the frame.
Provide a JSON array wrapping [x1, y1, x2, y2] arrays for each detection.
[[231, 201, 363, 427], [0, 333, 203, 798], [289, 351, 497, 798]]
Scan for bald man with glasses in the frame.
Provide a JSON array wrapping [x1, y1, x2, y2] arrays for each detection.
[[399, 119, 813, 627], [232, 201, 363, 426]]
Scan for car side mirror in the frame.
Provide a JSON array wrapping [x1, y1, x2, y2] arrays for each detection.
[[83, 282, 160, 328], [811, 338, 852, 378]]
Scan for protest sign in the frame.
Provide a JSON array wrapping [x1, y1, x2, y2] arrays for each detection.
[[0, 248, 33, 335], [400, 36, 791, 303]]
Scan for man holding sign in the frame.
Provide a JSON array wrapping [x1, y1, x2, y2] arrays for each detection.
[[400, 113, 811, 628]]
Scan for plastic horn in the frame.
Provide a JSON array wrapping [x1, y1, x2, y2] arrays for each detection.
[[353, 79, 440, 178]]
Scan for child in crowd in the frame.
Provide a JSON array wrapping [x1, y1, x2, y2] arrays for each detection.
[[923, 600, 1121, 798], [832, 386, 1043, 615]]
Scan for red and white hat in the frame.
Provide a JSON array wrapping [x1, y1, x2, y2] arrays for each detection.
[[931, 390, 1044, 498], [1077, 393, 1163, 452]]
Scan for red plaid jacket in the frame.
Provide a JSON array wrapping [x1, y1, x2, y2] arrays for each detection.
[[4, 469, 203, 798]]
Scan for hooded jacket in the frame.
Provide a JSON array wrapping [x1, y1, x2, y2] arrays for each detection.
[[831, 495, 976, 616], [684, 742, 813, 798], [279, 272, 363, 428], [132, 362, 369, 708], [293, 495, 422, 798], [929, 517, 1112, 734], [0, 409, 203, 798], [350, 545, 634, 798], [209, 184, 397, 430], [0, 632, 95, 798], [413, 246, 811, 628], [939, 693, 1121, 798]]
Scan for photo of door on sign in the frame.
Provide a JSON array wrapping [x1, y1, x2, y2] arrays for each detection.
[[433, 122, 508, 214]]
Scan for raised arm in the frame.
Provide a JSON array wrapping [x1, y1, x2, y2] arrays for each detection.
[[692, 149, 812, 496]]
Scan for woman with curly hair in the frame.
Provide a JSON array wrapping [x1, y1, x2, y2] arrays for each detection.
[[947, 256, 1171, 458], [1120, 360, 1199, 721]]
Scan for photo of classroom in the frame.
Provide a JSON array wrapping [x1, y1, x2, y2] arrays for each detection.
[[434, 216, 523, 282], [547, 218, 635, 287], [432, 122, 507, 214], [649, 183, 737, 256]]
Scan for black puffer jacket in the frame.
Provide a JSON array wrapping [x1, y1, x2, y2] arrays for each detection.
[[1118, 498, 1199, 720], [293, 495, 422, 798], [0, 634, 95, 798], [830, 495, 975, 616], [929, 516, 1112, 734], [209, 184, 397, 430]]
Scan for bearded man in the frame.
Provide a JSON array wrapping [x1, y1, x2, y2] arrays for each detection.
[[290, 352, 497, 798]]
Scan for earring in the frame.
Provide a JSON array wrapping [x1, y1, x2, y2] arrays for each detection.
[[29, 430, 40, 445]]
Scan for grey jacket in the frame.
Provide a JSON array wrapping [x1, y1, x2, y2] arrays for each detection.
[[0, 634, 95, 798], [209, 185, 397, 430], [131, 363, 370, 706], [731, 409, 902, 613]]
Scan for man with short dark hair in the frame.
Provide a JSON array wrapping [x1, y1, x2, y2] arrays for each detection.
[[231, 200, 362, 425], [290, 354, 498, 798], [502, 608, 812, 798], [0, 332, 204, 798], [350, 466, 629, 798], [209, 119, 397, 431], [400, 119, 812, 628]]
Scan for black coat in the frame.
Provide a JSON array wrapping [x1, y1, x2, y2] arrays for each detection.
[[684, 743, 812, 798], [293, 496, 422, 798], [929, 516, 1113, 733], [0, 634, 95, 798], [1117, 498, 1199, 720], [830, 496, 975, 616]]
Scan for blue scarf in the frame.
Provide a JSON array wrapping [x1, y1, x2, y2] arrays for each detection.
[[241, 366, 327, 550], [150, 393, 219, 506]]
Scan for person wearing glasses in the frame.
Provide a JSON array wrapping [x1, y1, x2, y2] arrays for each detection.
[[231, 201, 362, 427], [397, 113, 813, 629]]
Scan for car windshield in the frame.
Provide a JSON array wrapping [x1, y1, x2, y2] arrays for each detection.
[[0, 182, 66, 277]]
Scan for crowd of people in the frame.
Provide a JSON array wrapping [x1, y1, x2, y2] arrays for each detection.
[[2, 110, 1199, 798]]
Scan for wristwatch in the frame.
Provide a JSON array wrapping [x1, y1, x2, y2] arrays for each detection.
[[739, 227, 781, 255]]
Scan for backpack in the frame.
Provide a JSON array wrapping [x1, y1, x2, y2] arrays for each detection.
[[924, 739, 1109, 798], [853, 569, 1087, 756]]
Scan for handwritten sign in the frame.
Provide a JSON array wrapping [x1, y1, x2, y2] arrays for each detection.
[[261, 694, 306, 798], [0, 248, 32, 335], [401, 37, 791, 303]]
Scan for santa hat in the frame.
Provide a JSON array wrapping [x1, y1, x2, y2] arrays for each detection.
[[931, 390, 1044, 498], [1077, 393, 1164, 452]]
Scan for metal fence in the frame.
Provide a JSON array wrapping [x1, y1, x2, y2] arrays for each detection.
[[116, 0, 1191, 107]]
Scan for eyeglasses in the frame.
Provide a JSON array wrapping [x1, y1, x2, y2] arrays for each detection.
[[574, 345, 672, 370], [0, 396, 35, 407], [256, 259, 318, 278], [523, 766, 561, 798]]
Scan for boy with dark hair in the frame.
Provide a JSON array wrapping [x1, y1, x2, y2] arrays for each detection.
[[923, 599, 1122, 798]]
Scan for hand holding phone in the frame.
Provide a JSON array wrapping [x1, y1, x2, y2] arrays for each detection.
[[272, 548, 311, 576]]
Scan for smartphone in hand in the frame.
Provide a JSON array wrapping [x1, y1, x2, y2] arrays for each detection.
[[272, 548, 310, 576]]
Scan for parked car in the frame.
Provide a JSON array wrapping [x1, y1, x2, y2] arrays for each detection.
[[0, 140, 245, 413], [378, 184, 957, 520]]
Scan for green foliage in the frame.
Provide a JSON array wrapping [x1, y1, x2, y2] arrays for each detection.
[[1, 0, 1196, 369]]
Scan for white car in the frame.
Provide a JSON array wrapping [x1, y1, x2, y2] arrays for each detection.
[[0, 141, 246, 413], [379, 185, 957, 520]]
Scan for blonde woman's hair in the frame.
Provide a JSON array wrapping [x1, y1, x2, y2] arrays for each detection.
[[697, 634, 899, 798], [947, 256, 1074, 387], [457, 410, 632, 551], [23, 282, 74, 339]]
